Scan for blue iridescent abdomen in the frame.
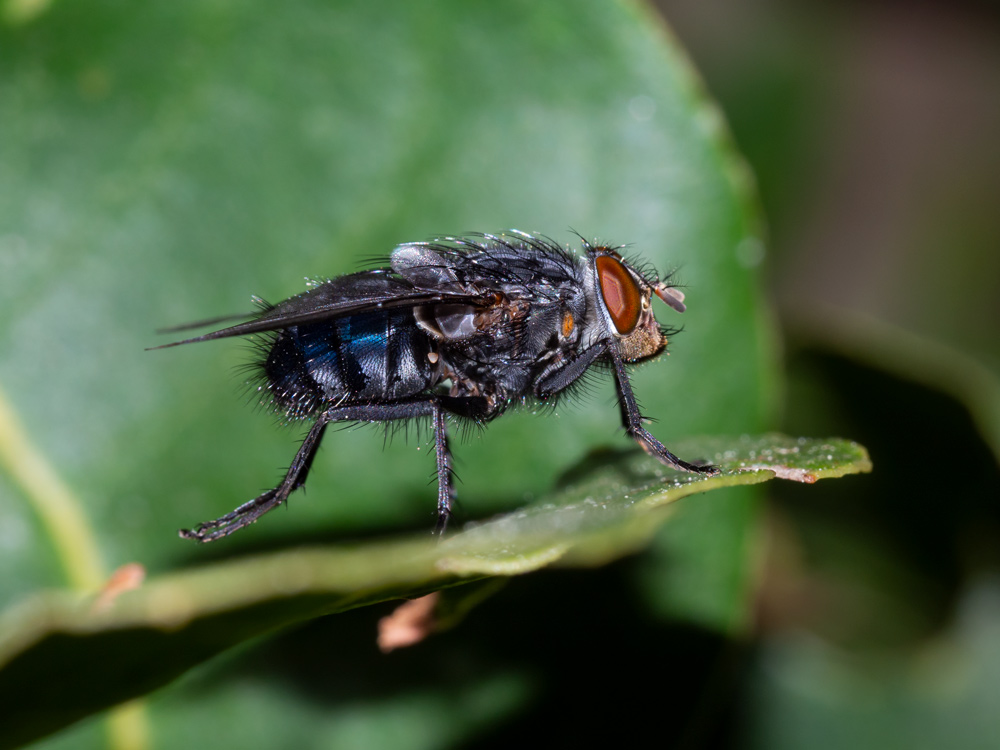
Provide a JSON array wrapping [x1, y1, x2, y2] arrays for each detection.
[[262, 309, 435, 418]]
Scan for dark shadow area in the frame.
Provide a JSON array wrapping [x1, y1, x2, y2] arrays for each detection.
[[185, 560, 747, 749], [771, 343, 1000, 642]]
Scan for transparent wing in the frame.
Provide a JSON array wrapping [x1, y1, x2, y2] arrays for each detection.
[[149, 270, 491, 349]]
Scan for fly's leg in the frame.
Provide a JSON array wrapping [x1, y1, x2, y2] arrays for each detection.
[[431, 402, 455, 535], [610, 354, 718, 475], [533, 342, 608, 399], [179, 416, 332, 542], [431, 394, 496, 534], [180, 397, 494, 543]]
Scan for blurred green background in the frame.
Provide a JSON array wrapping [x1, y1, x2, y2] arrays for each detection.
[[1, 0, 998, 747], [658, 1, 1000, 748]]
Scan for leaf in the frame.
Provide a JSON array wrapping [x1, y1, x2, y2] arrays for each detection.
[[0, 0, 780, 746], [0, 434, 869, 749], [0, 0, 769, 592]]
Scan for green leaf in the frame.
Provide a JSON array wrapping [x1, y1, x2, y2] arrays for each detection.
[[0, 0, 784, 746], [0, 434, 868, 749], [0, 0, 770, 589]]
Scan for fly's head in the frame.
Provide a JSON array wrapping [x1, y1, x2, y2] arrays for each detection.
[[586, 246, 687, 363]]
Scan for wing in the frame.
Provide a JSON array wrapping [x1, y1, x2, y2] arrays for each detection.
[[149, 269, 493, 349]]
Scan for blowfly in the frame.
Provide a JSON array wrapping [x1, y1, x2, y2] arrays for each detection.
[[156, 231, 717, 542]]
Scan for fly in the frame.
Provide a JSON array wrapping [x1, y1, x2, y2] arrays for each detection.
[[155, 231, 718, 542]]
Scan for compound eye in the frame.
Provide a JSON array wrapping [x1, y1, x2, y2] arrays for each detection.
[[595, 255, 641, 334]]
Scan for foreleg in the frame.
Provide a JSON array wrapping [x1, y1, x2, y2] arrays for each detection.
[[610, 353, 718, 475]]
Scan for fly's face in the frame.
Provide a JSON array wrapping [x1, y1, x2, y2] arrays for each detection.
[[587, 247, 687, 363]]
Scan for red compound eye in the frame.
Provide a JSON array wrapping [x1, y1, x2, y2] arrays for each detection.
[[596, 255, 641, 334]]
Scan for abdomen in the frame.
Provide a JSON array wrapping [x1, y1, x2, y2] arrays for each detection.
[[262, 310, 436, 418]]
